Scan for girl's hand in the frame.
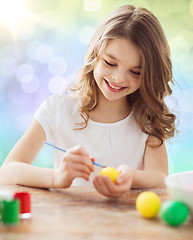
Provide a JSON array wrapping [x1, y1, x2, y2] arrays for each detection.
[[93, 165, 134, 198], [53, 146, 94, 188]]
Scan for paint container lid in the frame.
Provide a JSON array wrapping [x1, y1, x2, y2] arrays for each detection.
[[0, 190, 14, 201], [1, 199, 20, 225], [14, 192, 31, 219]]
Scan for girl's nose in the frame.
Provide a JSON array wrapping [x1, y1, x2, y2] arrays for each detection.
[[112, 71, 125, 83], [112, 75, 117, 81]]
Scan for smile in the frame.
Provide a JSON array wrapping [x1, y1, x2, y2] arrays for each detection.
[[104, 79, 127, 92]]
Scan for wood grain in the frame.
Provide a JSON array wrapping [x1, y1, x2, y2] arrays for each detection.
[[0, 185, 192, 240]]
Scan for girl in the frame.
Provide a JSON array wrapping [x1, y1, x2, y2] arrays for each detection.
[[0, 5, 176, 197]]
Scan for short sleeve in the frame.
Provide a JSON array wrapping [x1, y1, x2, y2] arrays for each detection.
[[33, 95, 59, 141]]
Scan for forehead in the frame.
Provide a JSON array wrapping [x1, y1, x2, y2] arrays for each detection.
[[102, 38, 142, 66]]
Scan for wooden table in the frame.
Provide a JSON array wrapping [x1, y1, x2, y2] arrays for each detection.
[[0, 185, 192, 240]]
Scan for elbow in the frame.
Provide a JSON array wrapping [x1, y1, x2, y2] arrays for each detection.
[[159, 172, 168, 188], [0, 162, 17, 185]]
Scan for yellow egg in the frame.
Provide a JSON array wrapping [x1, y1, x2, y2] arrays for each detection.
[[136, 191, 161, 218], [99, 167, 120, 183]]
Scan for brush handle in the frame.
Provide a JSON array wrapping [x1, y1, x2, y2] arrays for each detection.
[[45, 142, 66, 153], [92, 161, 104, 168], [44, 142, 105, 168]]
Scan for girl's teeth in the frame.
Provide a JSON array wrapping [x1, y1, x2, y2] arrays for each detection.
[[108, 82, 122, 90]]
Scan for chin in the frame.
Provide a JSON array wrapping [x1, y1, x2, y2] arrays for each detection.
[[103, 93, 125, 102]]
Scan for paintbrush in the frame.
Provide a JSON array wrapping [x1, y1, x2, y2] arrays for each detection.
[[44, 142, 105, 168]]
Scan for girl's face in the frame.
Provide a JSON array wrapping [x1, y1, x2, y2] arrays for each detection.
[[93, 38, 142, 103]]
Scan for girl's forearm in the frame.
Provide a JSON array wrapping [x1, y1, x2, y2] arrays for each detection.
[[131, 169, 167, 189], [0, 162, 55, 188]]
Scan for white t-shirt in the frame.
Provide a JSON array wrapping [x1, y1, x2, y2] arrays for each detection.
[[34, 94, 148, 186]]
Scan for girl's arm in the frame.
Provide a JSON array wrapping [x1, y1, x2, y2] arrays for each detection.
[[131, 135, 168, 188], [93, 135, 168, 197], [0, 120, 94, 188]]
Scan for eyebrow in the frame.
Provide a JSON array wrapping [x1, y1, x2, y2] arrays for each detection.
[[105, 53, 141, 69]]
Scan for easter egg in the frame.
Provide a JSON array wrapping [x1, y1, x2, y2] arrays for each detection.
[[136, 191, 161, 218], [99, 167, 120, 183], [161, 201, 189, 226]]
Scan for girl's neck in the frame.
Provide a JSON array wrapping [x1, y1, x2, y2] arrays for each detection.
[[88, 94, 131, 123]]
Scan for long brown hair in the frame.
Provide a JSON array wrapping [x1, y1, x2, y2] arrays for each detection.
[[72, 5, 176, 147]]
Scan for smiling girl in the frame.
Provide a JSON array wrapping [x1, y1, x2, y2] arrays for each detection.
[[0, 5, 176, 197]]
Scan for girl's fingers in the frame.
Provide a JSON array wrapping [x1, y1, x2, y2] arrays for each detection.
[[101, 176, 125, 197], [73, 162, 92, 175], [93, 174, 132, 197], [105, 174, 132, 194], [94, 176, 118, 197], [93, 175, 104, 192], [93, 176, 110, 196], [116, 173, 131, 185], [68, 146, 94, 169], [62, 157, 93, 179], [71, 169, 91, 181], [116, 165, 134, 184], [68, 145, 90, 156], [64, 151, 94, 172]]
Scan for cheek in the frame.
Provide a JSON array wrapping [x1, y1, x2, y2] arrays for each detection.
[[130, 78, 141, 90], [136, 80, 141, 88], [93, 62, 104, 80], [93, 66, 99, 82]]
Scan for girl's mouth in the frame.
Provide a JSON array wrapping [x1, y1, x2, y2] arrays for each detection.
[[104, 79, 127, 92]]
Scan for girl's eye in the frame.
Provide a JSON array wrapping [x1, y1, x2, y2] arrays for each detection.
[[104, 60, 116, 67], [130, 70, 140, 76]]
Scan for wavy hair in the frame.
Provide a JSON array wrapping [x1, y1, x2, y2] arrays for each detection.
[[72, 5, 176, 147]]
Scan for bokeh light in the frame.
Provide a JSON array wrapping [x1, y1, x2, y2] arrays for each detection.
[[83, 0, 102, 12], [48, 76, 67, 94], [79, 26, 96, 45], [0, 0, 28, 26], [0, 0, 193, 174], [48, 57, 67, 76]]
